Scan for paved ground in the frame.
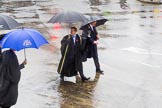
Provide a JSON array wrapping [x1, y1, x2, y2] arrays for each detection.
[[1, 0, 162, 108]]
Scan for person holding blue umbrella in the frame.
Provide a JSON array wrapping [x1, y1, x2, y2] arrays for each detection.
[[0, 48, 27, 108], [0, 28, 48, 108], [0, 34, 27, 108]]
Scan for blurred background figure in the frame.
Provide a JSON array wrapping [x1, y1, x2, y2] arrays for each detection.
[[119, 0, 130, 9]]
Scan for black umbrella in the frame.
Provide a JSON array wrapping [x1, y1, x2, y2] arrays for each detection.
[[48, 11, 88, 24], [80, 15, 108, 30], [0, 15, 20, 30]]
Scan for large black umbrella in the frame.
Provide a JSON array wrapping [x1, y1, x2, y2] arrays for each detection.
[[48, 11, 88, 24], [0, 15, 20, 30], [80, 15, 108, 30]]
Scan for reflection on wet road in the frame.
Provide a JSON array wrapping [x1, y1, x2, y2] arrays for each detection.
[[58, 73, 100, 108]]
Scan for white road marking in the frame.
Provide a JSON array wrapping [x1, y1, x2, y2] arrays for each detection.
[[121, 47, 162, 56], [131, 59, 161, 68]]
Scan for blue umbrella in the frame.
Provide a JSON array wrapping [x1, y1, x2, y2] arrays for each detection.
[[1, 28, 49, 59]]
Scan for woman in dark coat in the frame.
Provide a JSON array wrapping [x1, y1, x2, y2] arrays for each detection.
[[0, 49, 27, 108], [57, 27, 90, 82]]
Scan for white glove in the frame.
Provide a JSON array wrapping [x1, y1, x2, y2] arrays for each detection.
[[88, 34, 91, 37], [93, 40, 99, 45]]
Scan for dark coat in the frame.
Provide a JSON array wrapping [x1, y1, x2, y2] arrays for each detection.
[[57, 34, 83, 77], [0, 49, 24, 107], [82, 24, 98, 59]]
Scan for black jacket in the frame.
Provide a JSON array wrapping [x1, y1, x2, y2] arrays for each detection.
[[0, 49, 24, 107], [82, 24, 98, 58]]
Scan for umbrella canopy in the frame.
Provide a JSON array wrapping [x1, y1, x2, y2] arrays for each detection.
[[48, 11, 88, 24], [1, 28, 49, 51], [0, 15, 20, 30], [80, 15, 108, 30]]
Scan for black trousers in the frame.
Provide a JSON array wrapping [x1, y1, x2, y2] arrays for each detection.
[[93, 56, 100, 71], [78, 63, 86, 78], [93, 45, 100, 71]]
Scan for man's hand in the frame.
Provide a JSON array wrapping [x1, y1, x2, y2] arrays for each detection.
[[23, 59, 27, 65], [88, 34, 91, 38], [93, 40, 99, 45]]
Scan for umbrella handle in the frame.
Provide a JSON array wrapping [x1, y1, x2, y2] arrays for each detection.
[[24, 49, 26, 60]]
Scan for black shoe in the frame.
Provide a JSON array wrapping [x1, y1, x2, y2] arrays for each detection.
[[96, 70, 104, 75], [60, 76, 64, 81], [81, 77, 90, 82]]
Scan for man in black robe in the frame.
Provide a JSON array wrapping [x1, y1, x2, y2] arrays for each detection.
[[57, 27, 90, 82], [0, 49, 27, 108], [82, 21, 104, 74]]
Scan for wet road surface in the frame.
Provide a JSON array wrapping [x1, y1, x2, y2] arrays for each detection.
[[1, 0, 162, 108]]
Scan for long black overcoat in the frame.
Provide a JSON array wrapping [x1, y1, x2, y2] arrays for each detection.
[[57, 34, 83, 77], [0, 49, 24, 107]]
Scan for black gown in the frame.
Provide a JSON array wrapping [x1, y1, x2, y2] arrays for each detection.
[[57, 34, 83, 77], [0, 49, 24, 107]]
